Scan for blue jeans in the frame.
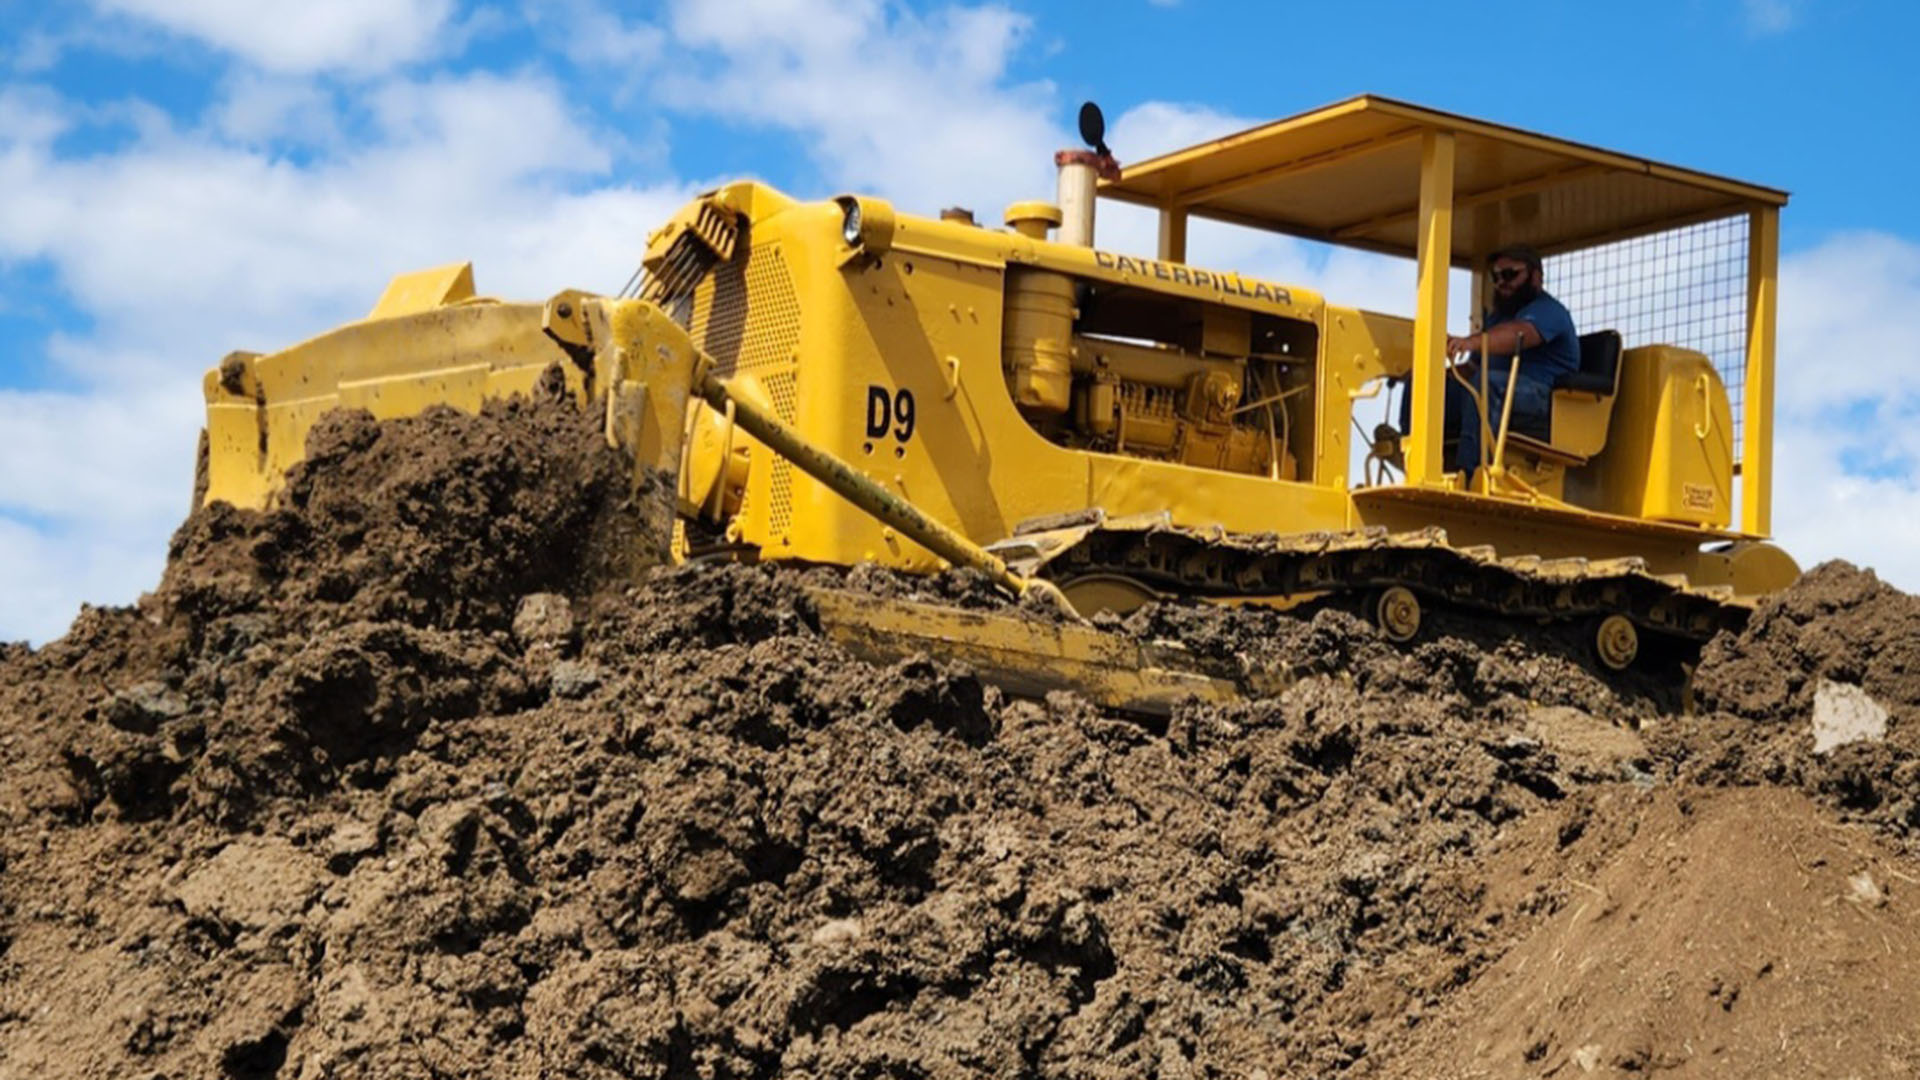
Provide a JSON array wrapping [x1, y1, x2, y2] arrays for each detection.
[[1398, 368, 1553, 475]]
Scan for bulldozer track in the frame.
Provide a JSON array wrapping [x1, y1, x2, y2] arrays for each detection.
[[991, 513, 1749, 644]]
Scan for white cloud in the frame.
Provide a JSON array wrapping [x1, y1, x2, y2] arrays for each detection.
[[1767, 231, 1920, 589], [0, 386, 201, 524], [655, 0, 1061, 219], [210, 71, 343, 146], [1, 71, 682, 379], [0, 87, 71, 144], [0, 515, 169, 646], [1108, 100, 1250, 160], [93, 0, 457, 75], [1772, 436, 1920, 590], [1774, 231, 1918, 412], [1742, 0, 1796, 34], [522, 0, 667, 71], [0, 387, 202, 645]]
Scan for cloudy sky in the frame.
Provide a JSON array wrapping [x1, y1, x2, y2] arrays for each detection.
[[1, 0, 1915, 643]]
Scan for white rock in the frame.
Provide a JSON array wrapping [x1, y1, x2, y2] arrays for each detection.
[[513, 593, 576, 647], [1811, 680, 1890, 756], [811, 918, 863, 946], [1847, 871, 1886, 907]]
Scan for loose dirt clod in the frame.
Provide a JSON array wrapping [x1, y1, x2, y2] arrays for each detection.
[[1, 383, 1915, 1079]]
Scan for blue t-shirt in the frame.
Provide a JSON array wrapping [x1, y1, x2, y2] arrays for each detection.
[[1484, 291, 1579, 385]]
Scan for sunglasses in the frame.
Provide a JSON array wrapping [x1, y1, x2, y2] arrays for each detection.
[[1490, 266, 1527, 284]]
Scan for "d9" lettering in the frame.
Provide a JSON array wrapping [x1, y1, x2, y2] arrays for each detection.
[[865, 385, 916, 442]]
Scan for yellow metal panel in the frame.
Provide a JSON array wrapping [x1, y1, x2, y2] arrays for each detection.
[[1333, 163, 1610, 241], [203, 400, 270, 509], [1562, 346, 1734, 528], [809, 587, 1256, 715], [1406, 131, 1454, 486], [602, 300, 701, 484], [1317, 306, 1414, 488], [1641, 355, 1735, 526], [201, 297, 578, 509], [338, 363, 489, 416], [1742, 205, 1779, 536], [1175, 129, 1423, 206], [1085, 457, 1351, 534], [1020, 241, 1324, 322], [366, 262, 475, 320], [1352, 484, 1738, 558]]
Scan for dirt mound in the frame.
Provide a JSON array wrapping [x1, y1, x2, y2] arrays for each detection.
[[1652, 561, 1920, 840], [1365, 786, 1920, 1078], [160, 365, 661, 637], [1, 383, 1916, 1079]]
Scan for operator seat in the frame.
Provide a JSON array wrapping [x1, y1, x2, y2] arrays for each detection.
[[1506, 329, 1623, 466]]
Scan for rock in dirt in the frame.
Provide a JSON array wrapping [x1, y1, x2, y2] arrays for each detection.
[[174, 836, 324, 932], [513, 592, 576, 653], [1653, 560, 1920, 837], [1811, 679, 1890, 755], [547, 658, 602, 699]]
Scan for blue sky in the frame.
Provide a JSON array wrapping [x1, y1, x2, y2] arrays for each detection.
[[1, 0, 1917, 643]]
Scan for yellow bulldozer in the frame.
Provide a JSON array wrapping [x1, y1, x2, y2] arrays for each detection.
[[197, 95, 1797, 706]]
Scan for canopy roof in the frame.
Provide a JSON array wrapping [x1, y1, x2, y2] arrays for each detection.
[[1101, 95, 1788, 264]]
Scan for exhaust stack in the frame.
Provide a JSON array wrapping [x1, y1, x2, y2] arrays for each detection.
[[1054, 102, 1121, 248], [1054, 151, 1103, 247]]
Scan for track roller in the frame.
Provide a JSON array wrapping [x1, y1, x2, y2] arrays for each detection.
[[1057, 573, 1161, 618], [1372, 586, 1423, 643], [1593, 613, 1640, 671]]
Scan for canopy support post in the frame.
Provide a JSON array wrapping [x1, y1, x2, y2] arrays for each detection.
[[1157, 203, 1188, 263], [1407, 131, 1455, 487], [1741, 205, 1778, 536]]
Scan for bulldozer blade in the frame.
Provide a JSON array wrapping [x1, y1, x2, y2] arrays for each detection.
[[806, 587, 1280, 717]]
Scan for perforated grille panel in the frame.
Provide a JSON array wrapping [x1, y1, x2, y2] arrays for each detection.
[[687, 245, 802, 379], [682, 243, 802, 541], [762, 371, 799, 537], [1545, 216, 1750, 454]]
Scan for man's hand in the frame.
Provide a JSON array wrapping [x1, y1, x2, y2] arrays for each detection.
[[1449, 320, 1543, 361]]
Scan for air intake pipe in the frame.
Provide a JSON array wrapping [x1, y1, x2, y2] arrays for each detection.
[[1054, 151, 1106, 248]]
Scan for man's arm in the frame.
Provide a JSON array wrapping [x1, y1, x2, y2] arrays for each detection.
[[1446, 320, 1542, 360]]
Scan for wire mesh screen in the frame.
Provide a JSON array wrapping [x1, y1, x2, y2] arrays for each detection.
[[1543, 215, 1750, 455]]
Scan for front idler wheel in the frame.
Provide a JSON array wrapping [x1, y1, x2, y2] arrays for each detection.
[[1372, 586, 1423, 644], [1593, 613, 1640, 671]]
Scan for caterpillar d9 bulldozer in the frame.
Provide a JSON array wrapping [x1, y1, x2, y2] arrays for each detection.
[[199, 95, 1798, 702]]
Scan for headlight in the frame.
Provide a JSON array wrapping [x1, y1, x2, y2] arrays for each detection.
[[833, 195, 895, 255], [840, 198, 863, 246]]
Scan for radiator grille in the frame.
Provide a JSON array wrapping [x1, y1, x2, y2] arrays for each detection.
[[763, 371, 799, 538], [687, 244, 801, 379], [683, 243, 801, 541]]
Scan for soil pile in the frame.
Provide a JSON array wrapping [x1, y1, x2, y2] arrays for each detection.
[[1365, 786, 1920, 1078], [1, 377, 1915, 1079]]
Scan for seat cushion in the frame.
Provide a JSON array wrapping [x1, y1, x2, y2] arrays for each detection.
[[1552, 330, 1623, 396], [1553, 369, 1615, 394]]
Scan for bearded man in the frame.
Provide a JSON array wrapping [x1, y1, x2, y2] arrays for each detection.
[[1400, 244, 1580, 478]]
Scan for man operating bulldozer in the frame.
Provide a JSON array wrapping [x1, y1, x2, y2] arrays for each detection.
[[1400, 244, 1580, 478]]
